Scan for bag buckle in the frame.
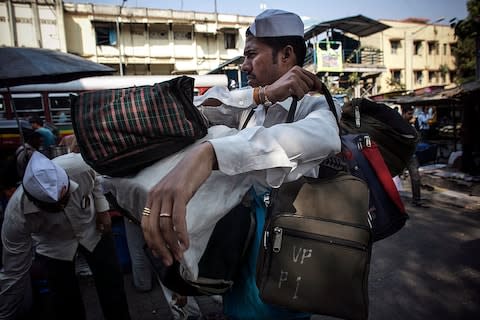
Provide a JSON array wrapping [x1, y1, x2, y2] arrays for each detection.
[[263, 192, 271, 208]]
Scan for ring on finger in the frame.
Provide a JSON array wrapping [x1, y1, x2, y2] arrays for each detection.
[[159, 212, 172, 218], [142, 207, 151, 216]]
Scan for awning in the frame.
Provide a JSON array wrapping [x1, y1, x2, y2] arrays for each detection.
[[390, 90, 461, 106], [304, 15, 390, 39], [207, 56, 244, 74]]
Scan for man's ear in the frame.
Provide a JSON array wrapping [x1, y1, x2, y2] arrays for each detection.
[[281, 45, 295, 65]]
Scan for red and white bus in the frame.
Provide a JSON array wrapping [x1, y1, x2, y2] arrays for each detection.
[[0, 74, 227, 154]]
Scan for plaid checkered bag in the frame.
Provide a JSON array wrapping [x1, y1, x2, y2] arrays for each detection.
[[71, 76, 208, 177]]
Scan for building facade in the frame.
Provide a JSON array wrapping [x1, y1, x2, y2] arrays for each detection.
[[0, 0, 253, 76], [0, 1, 457, 95], [361, 18, 457, 93], [0, 0, 67, 50]]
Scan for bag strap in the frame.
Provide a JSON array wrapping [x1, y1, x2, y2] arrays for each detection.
[[241, 108, 256, 130], [285, 84, 348, 175], [243, 82, 335, 128], [286, 83, 339, 126], [361, 144, 406, 213]]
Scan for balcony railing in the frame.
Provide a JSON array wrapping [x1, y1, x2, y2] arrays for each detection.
[[304, 47, 384, 70], [344, 48, 384, 66]]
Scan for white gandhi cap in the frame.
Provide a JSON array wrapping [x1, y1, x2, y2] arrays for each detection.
[[22, 151, 69, 203], [248, 9, 304, 37]]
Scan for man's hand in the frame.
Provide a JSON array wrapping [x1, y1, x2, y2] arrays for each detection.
[[96, 211, 112, 233], [265, 66, 324, 103], [141, 142, 217, 266]]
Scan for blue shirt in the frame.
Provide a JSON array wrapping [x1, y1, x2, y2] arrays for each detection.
[[36, 127, 56, 149]]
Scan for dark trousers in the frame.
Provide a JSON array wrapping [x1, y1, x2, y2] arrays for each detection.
[[407, 155, 421, 203], [38, 233, 131, 320]]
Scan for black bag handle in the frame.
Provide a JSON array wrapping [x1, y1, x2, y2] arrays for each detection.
[[242, 82, 337, 129], [286, 83, 339, 126]]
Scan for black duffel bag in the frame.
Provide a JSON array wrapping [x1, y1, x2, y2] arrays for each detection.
[[341, 98, 419, 177]]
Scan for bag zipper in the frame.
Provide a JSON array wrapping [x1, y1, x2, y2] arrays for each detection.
[[269, 226, 368, 253], [270, 213, 370, 231], [354, 105, 361, 128]]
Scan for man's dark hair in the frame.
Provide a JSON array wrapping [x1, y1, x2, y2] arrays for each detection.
[[29, 116, 43, 126], [246, 30, 307, 67], [402, 105, 415, 115], [26, 131, 43, 148]]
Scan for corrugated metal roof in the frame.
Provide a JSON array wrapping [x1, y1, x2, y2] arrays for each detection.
[[304, 15, 390, 39]]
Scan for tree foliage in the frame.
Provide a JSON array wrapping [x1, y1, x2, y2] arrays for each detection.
[[452, 0, 480, 83]]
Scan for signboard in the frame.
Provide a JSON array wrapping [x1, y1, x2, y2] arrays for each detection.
[[316, 41, 343, 72]]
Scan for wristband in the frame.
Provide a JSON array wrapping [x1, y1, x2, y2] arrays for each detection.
[[253, 87, 261, 105], [263, 85, 273, 107]]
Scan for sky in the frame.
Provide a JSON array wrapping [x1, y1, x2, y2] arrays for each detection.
[[67, 0, 469, 27]]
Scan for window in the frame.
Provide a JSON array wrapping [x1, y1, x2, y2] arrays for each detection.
[[224, 32, 236, 49], [94, 23, 117, 46], [11, 94, 43, 119], [49, 95, 72, 125], [450, 43, 457, 54], [443, 43, 447, 55], [414, 71, 423, 85], [428, 41, 439, 55], [414, 41, 422, 55], [390, 40, 401, 54], [391, 70, 401, 83], [173, 30, 192, 40], [131, 24, 145, 36], [449, 71, 456, 83], [428, 71, 437, 83], [12, 95, 43, 111], [150, 30, 168, 40]]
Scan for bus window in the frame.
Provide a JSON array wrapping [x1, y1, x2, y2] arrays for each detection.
[[0, 95, 4, 119], [49, 94, 72, 125], [11, 93, 44, 121]]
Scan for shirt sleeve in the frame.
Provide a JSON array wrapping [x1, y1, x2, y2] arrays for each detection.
[[195, 86, 256, 128], [206, 94, 341, 187], [92, 170, 110, 213], [0, 206, 34, 318]]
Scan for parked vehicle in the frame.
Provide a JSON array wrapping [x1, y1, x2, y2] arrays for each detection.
[[0, 74, 227, 156]]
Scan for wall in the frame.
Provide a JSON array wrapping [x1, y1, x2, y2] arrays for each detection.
[[361, 19, 457, 93], [0, 0, 65, 49], [62, 2, 253, 75]]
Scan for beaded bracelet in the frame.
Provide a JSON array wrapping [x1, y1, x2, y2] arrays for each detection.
[[253, 87, 261, 105]]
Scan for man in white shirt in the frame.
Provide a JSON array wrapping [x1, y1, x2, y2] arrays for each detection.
[[0, 151, 130, 320], [141, 9, 340, 318], [416, 106, 432, 138]]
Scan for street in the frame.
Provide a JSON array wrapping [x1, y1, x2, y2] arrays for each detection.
[[312, 197, 480, 320], [366, 200, 480, 320], [81, 195, 480, 320]]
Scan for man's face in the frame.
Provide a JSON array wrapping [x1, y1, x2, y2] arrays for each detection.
[[241, 36, 285, 87], [404, 110, 414, 123]]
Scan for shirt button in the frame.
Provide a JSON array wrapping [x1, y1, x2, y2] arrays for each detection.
[[239, 100, 244, 106]]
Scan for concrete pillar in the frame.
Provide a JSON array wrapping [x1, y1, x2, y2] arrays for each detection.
[[31, 1, 42, 47], [55, 0, 67, 51], [404, 31, 413, 91], [6, 0, 17, 46]]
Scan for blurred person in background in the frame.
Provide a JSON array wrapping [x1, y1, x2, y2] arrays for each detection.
[[0, 151, 131, 320], [29, 116, 56, 157], [402, 106, 426, 207]]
